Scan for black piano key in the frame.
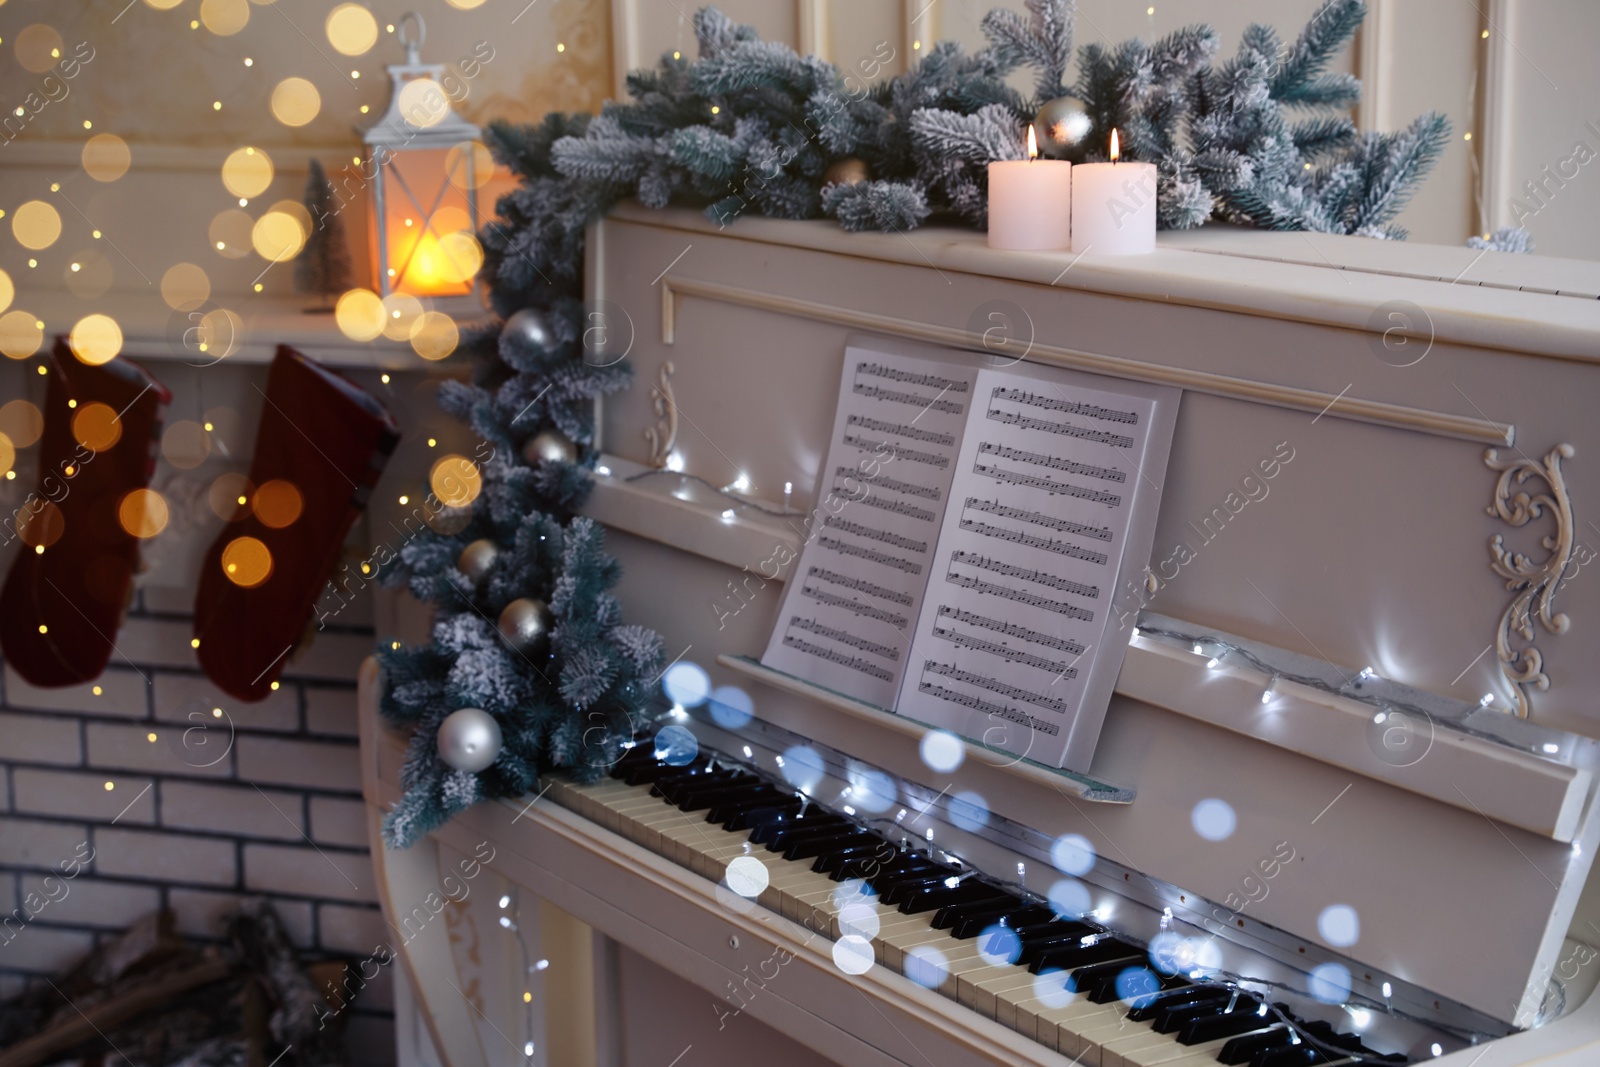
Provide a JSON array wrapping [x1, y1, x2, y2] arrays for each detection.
[[609, 745, 660, 778], [654, 769, 746, 804], [897, 882, 1012, 916], [1251, 1045, 1342, 1067], [1028, 936, 1142, 975], [1124, 984, 1225, 1023], [1150, 991, 1252, 1033], [950, 905, 1057, 939], [1217, 1025, 1293, 1064], [623, 758, 684, 785], [714, 797, 803, 829], [1068, 958, 1142, 994], [783, 830, 875, 862], [813, 842, 894, 875], [751, 813, 849, 848], [1013, 924, 1099, 967], [931, 895, 1026, 932], [835, 853, 929, 883], [673, 779, 768, 811], [1178, 1006, 1272, 1045], [878, 873, 958, 906]]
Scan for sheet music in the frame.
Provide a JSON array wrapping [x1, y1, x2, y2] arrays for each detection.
[[760, 345, 979, 708], [894, 366, 1161, 768]]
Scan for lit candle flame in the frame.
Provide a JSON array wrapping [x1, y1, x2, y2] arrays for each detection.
[[1110, 128, 1120, 162], [1027, 123, 1039, 161]]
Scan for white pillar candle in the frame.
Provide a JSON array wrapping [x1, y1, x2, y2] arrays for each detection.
[[987, 125, 1072, 251], [1070, 129, 1157, 255]]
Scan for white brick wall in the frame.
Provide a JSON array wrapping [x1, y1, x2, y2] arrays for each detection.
[[0, 590, 390, 1051], [12, 768, 156, 825]]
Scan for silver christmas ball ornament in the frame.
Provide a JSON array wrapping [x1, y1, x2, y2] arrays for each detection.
[[1035, 95, 1093, 160], [436, 707, 503, 773], [457, 539, 499, 585], [498, 597, 554, 655], [501, 308, 555, 357], [522, 428, 578, 466]]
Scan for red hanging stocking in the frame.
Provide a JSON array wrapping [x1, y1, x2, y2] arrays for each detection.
[[193, 345, 400, 701], [0, 339, 170, 686]]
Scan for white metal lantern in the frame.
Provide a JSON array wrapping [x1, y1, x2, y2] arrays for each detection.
[[363, 12, 485, 298]]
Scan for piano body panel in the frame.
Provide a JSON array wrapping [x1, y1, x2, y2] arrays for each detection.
[[360, 663, 1086, 1067], [590, 208, 1600, 732]]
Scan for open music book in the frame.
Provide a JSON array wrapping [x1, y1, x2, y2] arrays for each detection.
[[761, 336, 1178, 771]]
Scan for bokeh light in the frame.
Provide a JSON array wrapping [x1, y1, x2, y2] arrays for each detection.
[[0, 311, 43, 359], [162, 420, 212, 469], [13, 201, 62, 250], [335, 289, 385, 341], [843, 763, 896, 813], [1318, 904, 1360, 947], [72, 402, 123, 452], [708, 685, 753, 729], [429, 454, 482, 507], [1050, 833, 1096, 876], [1047, 878, 1092, 919], [209, 209, 254, 259], [0, 432, 13, 476], [0, 400, 43, 446], [661, 661, 711, 707], [445, 0, 489, 8], [0, 268, 12, 313], [397, 79, 448, 127], [199, 0, 250, 36], [1308, 962, 1353, 1004], [832, 936, 873, 976], [69, 314, 123, 365], [380, 292, 424, 341], [408, 311, 458, 360], [652, 724, 698, 766], [977, 924, 1022, 966], [325, 4, 378, 55], [1115, 966, 1161, 1005], [119, 489, 169, 538], [919, 729, 964, 773], [18, 501, 65, 550], [1032, 968, 1075, 1009], [779, 745, 825, 794], [161, 263, 211, 311], [82, 134, 131, 182], [445, 140, 495, 190], [836, 900, 879, 940], [724, 855, 768, 898], [251, 209, 307, 261], [15, 25, 64, 73], [433, 231, 484, 284], [221, 147, 274, 199], [948, 790, 990, 832], [270, 77, 321, 127], [208, 472, 254, 521], [193, 307, 242, 360], [221, 536, 273, 587], [254, 479, 303, 528], [1190, 797, 1237, 841], [904, 945, 948, 990], [144, 0, 185, 8]]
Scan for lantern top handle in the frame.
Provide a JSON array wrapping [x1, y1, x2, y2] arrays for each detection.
[[398, 11, 425, 64]]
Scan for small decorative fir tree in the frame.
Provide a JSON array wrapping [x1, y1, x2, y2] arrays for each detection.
[[295, 158, 353, 311]]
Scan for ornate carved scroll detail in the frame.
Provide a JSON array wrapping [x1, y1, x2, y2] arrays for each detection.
[[645, 361, 678, 469], [1486, 444, 1575, 717]]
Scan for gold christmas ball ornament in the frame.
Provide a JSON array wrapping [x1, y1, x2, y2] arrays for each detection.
[[1036, 95, 1093, 160], [500, 307, 555, 358], [457, 538, 499, 585], [498, 596, 553, 655], [436, 707, 503, 773], [823, 157, 871, 187], [522, 428, 578, 466]]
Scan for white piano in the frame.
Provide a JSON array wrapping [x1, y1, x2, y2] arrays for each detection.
[[359, 203, 1600, 1067]]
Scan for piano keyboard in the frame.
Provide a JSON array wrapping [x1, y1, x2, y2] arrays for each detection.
[[545, 743, 1411, 1067]]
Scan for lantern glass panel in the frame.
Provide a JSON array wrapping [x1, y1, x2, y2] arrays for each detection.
[[371, 145, 480, 297]]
